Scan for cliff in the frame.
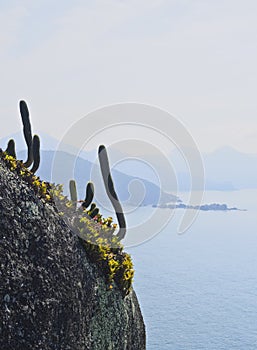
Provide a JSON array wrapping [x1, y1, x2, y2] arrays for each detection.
[[0, 157, 146, 349]]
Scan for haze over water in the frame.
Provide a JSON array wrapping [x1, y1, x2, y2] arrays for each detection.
[[128, 190, 257, 350]]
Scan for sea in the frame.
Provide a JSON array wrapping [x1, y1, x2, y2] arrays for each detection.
[[126, 190, 257, 350]]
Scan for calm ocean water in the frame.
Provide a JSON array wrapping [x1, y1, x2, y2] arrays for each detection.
[[127, 190, 257, 350]]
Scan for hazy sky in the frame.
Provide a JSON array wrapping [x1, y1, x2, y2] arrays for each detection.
[[1, 0, 257, 153]]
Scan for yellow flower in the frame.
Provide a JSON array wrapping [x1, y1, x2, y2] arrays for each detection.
[[45, 194, 51, 201], [65, 201, 73, 208]]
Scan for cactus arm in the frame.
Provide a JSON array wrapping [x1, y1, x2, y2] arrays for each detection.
[[87, 203, 99, 218], [98, 145, 126, 240], [88, 203, 96, 211], [5, 139, 16, 158], [89, 207, 99, 218], [19, 100, 33, 167], [82, 182, 94, 209], [30, 135, 40, 174]]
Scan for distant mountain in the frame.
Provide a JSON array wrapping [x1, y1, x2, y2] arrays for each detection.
[[0, 131, 97, 161], [203, 146, 257, 190], [110, 146, 256, 191], [0, 131, 59, 153], [169, 147, 239, 191], [3, 132, 257, 191], [17, 149, 180, 207], [149, 146, 257, 191]]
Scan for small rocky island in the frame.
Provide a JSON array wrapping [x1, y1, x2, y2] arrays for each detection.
[[154, 202, 244, 211]]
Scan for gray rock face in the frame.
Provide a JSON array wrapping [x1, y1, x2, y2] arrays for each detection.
[[0, 159, 145, 350]]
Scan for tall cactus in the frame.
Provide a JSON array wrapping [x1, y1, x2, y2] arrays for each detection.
[[19, 100, 33, 167], [98, 145, 126, 240], [5, 139, 16, 158], [82, 182, 94, 209], [30, 135, 40, 174]]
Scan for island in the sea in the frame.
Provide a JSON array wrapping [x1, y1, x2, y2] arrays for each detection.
[[153, 202, 246, 211]]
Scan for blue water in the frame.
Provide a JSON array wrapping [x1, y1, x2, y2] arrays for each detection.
[[127, 190, 257, 350]]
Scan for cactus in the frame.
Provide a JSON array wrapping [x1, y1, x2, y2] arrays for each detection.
[[82, 182, 94, 209], [98, 145, 126, 240], [69, 179, 79, 211], [89, 203, 96, 211], [19, 100, 40, 173], [30, 135, 40, 174], [69, 179, 78, 208], [19, 100, 33, 167], [5, 139, 16, 158], [87, 203, 99, 219], [89, 207, 99, 218]]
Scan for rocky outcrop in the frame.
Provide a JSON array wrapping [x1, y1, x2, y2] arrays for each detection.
[[0, 158, 145, 350]]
